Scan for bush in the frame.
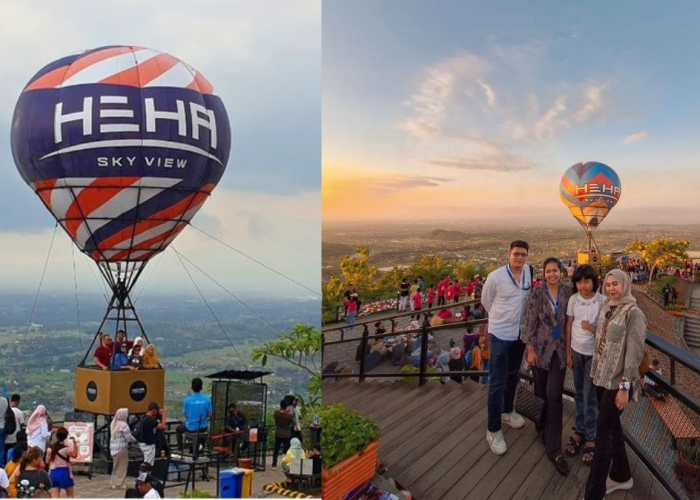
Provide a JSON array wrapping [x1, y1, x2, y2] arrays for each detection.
[[321, 403, 380, 470], [680, 440, 700, 466]]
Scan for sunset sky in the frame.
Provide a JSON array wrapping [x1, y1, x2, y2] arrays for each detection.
[[323, 0, 700, 226]]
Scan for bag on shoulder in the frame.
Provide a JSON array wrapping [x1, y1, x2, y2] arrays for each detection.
[[4, 399, 17, 436], [132, 416, 146, 442]]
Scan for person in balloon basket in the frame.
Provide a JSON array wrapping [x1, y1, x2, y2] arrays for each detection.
[[583, 270, 646, 500], [94, 333, 114, 371], [481, 240, 533, 456]]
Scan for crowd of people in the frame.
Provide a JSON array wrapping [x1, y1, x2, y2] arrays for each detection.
[[93, 331, 161, 371], [271, 395, 321, 478]]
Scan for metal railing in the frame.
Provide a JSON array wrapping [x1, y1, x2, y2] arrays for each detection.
[[323, 299, 488, 386]]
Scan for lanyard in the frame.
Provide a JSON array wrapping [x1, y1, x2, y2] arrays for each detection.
[[544, 286, 559, 315], [506, 265, 531, 290]]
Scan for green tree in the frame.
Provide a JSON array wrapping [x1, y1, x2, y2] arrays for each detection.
[[251, 324, 321, 399], [627, 238, 690, 286], [323, 247, 380, 308]]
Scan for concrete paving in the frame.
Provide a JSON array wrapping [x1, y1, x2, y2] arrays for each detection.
[[70, 456, 302, 498]]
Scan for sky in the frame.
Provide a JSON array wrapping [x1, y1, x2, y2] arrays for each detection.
[[323, 0, 700, 227], [0, 0, 320, 297]]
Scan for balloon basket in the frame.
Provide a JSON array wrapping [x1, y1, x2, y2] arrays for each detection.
[[74, 367, 164, 415]]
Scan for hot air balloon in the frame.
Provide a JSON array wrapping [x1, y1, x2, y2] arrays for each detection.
[[11, 46, 231, 415], [560, 161, 621, 266]]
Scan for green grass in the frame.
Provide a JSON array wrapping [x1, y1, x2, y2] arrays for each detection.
[[650, 276, 676, 297]]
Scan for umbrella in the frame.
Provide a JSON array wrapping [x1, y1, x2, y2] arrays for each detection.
[[616, 256, 630, 262]]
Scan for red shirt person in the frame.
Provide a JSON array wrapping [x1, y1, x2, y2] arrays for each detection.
[[94, 333, 113, 370]]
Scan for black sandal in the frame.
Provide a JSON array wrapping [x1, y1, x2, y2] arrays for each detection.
[[552, 454, 570, 476], [582, 445, 595, 466], [566, 432, 584, 456]]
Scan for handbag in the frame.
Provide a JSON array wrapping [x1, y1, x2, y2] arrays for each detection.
[[515, 367, 545, 423]]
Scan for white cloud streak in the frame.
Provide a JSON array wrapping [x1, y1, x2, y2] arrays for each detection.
[[622, 130, 648, 144]]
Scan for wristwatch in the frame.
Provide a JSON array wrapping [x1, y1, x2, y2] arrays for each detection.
[[619, 377, 631, 392]]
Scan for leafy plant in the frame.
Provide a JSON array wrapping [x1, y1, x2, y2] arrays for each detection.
[[321, 403, 380, 470], [251, 324, 321, 397], [680, 440, 700, 466]]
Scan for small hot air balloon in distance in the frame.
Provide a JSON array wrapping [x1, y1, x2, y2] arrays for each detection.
[[11, 46, 231, 414], [560, 161, 621, 265]]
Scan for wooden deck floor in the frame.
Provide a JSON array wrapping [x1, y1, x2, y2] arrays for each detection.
[[323, 379, 675, 500]]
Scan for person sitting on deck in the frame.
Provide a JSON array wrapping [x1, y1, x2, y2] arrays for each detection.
[[141, 345, 160, 369], [643, 359, 668, 401], [448, 347, 466, 383], [94, 333, 113, 371], [223, 404, 249, 454], [430, 308, 462, 327], [282, 438, 305, 474], [307, 444, 322, 475]]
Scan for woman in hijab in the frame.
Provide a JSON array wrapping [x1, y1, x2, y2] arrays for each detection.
[[26, 405, 52, 453], [142, 345, 161, 369], [109, 408, 136, 489], [436, 352, 451, 384], [584, 270, 646, 500], [281, 438, 305, 473], [128, 337, 144, 357]]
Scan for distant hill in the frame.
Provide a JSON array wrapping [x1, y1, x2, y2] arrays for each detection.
[[427, 229, 469, 241]]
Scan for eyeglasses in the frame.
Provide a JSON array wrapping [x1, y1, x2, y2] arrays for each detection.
[[511, 252, 528, 258]]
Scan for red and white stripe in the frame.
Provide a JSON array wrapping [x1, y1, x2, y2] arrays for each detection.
[[25, 46, 214, 94]]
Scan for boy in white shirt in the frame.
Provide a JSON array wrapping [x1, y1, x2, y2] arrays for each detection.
[[565, 264, 606, 465]]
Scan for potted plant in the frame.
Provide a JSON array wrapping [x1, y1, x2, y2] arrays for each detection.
[[675, 440, 700, 496], [321, 403, 381, 500]]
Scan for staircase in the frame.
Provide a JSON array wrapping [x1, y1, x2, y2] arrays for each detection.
[[684, 284, 700, 353], [689, 284, 700, 311]]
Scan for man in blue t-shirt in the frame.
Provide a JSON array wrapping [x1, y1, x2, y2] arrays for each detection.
[[176, 377, 212, 452]]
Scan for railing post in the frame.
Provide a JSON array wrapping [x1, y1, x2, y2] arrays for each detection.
[[418, 317, 430, 386], [390, 319, 396, 333], [670, 357, 676, 386], [359, 325, 369, 382]]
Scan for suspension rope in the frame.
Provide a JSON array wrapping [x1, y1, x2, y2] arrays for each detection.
[[172, 246, 283, 334], [133, 252, 164, 306], [24, 223, 59, 341], [71, 244, 83, 350], [173, 247, 249, 369], [191, 224, 321, 297]]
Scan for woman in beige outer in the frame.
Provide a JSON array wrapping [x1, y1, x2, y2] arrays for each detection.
[[584, 269, 646, 500]]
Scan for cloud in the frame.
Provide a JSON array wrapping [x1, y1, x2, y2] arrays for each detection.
[[425, 154, 534, 172], [368, 175, 453, 193], [533, 84, 607, 140], [476, 80, 496, 105], [622, 130, 648, 145], [397, 54, 490, 138]]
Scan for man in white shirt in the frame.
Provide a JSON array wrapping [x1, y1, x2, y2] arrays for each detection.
[[5, 394, 26, 463], [481, 240, 532, 455], [137, 474, 162, 498]]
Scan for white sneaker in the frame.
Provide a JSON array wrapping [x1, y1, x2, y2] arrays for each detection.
[[502, 411, 525, 429], [486, 430, 507, 455], [606, 477, 633, 494]]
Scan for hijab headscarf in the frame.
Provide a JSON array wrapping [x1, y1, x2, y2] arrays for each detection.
[[142, 344, 160, 368], [26, 405, 48, 434], [110, 408, 130, 435], [604, 269, 636, 306], [283, 437, 305, 465], [129, 337, 144, 356]]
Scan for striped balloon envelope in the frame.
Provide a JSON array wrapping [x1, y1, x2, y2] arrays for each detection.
[[559, 162, 621, 231], [11, 45, 231, 264]]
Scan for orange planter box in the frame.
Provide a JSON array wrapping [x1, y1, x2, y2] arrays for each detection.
[[322, 441, 379, 500]]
